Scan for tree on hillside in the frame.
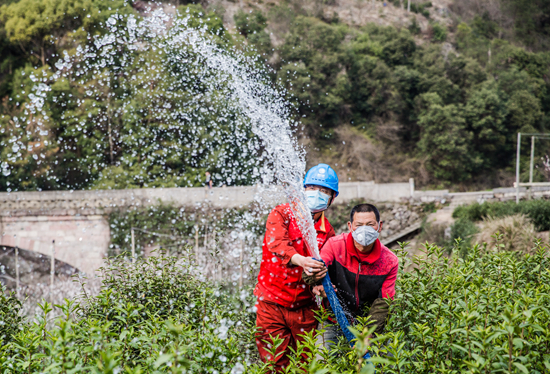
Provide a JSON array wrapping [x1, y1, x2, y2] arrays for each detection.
[[0, 0, 130, 66], [417, 93, 480, 182], [0, 5, 265, 191], [464, 82, 508, 170], [451, 0, 550, 51]]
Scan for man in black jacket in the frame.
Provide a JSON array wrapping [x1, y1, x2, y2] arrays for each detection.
[[304, 203, 399, 349]]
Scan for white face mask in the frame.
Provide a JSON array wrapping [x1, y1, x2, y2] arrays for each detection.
[[305, 190, 331, 213], [352, 225, 380, 246]]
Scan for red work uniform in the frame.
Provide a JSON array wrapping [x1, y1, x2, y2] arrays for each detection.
[[254, 203, 335, 370]]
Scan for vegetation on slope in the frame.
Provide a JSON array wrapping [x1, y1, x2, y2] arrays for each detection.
[[453, 199, 550, 231], [257, 9, 550, 187], [0, 0, 550, 191]]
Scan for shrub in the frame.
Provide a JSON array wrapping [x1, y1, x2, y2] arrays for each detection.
[[408, 17, 421, 35], [0, 285, 22, 347], [431, 22, 447, 42], [409, 1, 432, 17], [453, 199, 550, 231], [450, 216, 479, 254]]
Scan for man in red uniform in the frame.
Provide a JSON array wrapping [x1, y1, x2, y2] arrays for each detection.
[[254, 163, 339, 370]]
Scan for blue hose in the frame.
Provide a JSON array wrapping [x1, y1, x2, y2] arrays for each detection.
[[316, 260, 373, 363]]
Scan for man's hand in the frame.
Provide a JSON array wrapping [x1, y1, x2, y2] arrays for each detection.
[[312, 284, 337, 298], [291, 254, 327, 277], [312, 285, 327, 298]]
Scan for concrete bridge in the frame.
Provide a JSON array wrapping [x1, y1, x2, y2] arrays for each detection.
[[0, 181, 413, 274]]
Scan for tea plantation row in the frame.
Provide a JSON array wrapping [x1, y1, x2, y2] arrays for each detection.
[[1, 238, 550, 373]]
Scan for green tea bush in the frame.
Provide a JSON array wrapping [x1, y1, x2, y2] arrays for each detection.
[[0, 252, 257, 373], [0, 285, 22, 347], [3, 239, 550, 373], [453, 199, 550, 231], [379, 240, 550, 372]]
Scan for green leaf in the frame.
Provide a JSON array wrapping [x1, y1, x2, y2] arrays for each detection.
[[513, 362, 529, 374], [154, 353, 174, 368]]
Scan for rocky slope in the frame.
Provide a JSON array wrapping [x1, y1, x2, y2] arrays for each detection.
[[208, 0, 456, 42]]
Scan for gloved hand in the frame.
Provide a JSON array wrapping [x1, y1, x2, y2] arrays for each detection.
[[367, 298, 391, 335], [302, 271, 322, 286]]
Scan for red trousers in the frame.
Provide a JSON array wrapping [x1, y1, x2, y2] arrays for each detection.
[[255, 299, 318, 370]]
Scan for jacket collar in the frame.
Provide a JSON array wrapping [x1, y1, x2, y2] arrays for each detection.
[[314, 211, 327, 233], [345, 232, 382, 264]]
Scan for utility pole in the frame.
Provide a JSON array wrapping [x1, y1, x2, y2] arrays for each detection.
[[529, 136, 535, 183], [194, 226, 199, 264], [15, 246, 20, 299], [131, 227, 136, 263], [50, 240, 55, 303], [516, 133, 521, 204], [239, 240, 244, 289], [408, 0, 411, 12]]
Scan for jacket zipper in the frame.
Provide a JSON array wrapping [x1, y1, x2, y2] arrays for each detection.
[[355, 263, 361, 310]]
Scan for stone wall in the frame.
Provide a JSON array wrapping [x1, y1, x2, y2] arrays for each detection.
[[0, 181, 413, 216]]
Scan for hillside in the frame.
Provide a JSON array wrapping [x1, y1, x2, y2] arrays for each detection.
[[215, 0, 454, 38], [0, 0, 549, 191]]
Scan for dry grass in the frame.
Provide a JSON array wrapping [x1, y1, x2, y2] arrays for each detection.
[[305, 124, 423, 184], [476, 214, 537, 253]]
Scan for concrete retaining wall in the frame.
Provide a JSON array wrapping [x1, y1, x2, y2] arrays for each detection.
[[338, 181, 412, 202]]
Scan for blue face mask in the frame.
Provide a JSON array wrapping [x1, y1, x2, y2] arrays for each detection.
[[305, 190, 331, 213], [352, 225, 380, 246]]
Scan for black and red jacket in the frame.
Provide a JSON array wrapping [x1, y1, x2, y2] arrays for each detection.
[[319, 233, 398, 320]]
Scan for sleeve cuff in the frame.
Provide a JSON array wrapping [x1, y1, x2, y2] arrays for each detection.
[[280, 248, 299, 266]]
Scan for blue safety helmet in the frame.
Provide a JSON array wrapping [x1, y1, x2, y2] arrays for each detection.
[[303, 163, 339, 197]]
